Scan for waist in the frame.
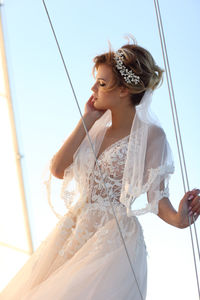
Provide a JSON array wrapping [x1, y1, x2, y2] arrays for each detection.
[[84, 198, 127, 214]]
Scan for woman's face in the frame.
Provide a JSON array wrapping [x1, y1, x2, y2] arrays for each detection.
[[91, 64, 122, 110]]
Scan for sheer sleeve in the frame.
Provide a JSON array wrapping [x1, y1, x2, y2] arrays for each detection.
[[120, 121, 175, 217], [144, 125, 175, 215]]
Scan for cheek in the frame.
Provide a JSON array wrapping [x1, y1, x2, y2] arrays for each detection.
[[97, 90, 108, 100]]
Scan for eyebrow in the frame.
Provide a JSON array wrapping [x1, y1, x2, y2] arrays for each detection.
[[97, 77, 106, 81]]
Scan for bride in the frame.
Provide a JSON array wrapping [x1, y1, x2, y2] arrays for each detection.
[[1, 40, 200, 300]]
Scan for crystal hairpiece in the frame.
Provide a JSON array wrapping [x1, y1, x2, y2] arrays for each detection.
[[114, 49, 140, 85]]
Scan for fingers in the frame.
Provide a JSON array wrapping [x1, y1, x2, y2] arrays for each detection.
[[87, 95, 94, 106], [189, 198, 200, 216], [191, 188, 200, 197], [84, 95, 95, 113], [188, 189, 200, 217]]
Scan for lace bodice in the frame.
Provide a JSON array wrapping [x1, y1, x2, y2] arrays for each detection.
[[88, 135, 129, 205], [47, 134, 146, 264]]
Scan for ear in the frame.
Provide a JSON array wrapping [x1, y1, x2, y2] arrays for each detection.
[[119, 86, 130, 98]]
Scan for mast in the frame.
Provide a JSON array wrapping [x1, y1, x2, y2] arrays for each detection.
[[0, 3, 33, 255]]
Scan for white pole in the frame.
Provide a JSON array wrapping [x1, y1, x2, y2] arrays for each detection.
[[0, 8, 33, 255]]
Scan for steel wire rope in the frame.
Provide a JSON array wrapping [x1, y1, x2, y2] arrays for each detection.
[[154, 0, 200, 298], [42, 0, 144, 299], [193, 215, 200, 262]]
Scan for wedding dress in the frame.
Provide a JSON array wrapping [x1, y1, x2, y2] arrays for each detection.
[[1, 135, 147, 300], [1, 92, 174, 300]]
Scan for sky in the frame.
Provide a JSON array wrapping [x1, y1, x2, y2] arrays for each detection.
[[1, 0, 200, 299]]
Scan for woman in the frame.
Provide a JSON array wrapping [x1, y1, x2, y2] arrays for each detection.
[[1, 41, 200, 300]]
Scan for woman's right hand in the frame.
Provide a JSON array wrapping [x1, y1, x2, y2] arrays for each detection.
[[84, 95, 106, 122], [51, 95, 106, 179]]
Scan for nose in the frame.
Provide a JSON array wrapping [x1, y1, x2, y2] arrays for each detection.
[[91, 81, 98, 93]]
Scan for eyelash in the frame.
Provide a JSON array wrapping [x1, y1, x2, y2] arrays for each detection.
[[99, 82, 106, 87]]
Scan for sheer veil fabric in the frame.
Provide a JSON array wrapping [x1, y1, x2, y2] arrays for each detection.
[[62, 89, 174, 216]]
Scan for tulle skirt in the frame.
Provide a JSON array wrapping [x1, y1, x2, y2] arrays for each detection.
[[0, 201, 147, 300]]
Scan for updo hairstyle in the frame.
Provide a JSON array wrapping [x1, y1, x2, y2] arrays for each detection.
[[93, 40, 164, 106]]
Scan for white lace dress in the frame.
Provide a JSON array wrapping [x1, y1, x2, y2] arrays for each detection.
[[0, 136, 147, 300]]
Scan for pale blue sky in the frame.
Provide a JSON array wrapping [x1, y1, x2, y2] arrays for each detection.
[[1, 0, 200, 299]]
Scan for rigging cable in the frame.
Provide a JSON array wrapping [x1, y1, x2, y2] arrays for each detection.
[[153, 0, 200, 298]]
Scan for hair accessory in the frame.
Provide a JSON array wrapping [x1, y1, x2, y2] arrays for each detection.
[[114, 49, 140, 85]]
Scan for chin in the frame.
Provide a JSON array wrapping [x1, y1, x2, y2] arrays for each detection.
[[94, 102, 104, 110]]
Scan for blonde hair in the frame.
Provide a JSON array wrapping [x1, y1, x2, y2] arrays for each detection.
[[93, 39, 164, 106]]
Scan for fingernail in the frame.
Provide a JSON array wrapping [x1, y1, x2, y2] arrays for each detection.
[[188, 195, 194, 200]]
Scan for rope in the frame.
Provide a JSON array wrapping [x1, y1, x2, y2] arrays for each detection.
[[193, 215, 200, 262], [153, 0, 200, 298], [42, 1, 144, 299]]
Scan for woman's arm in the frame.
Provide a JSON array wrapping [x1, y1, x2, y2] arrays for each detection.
[[51, 95, 105, 179], [157, 189, 200, 228]]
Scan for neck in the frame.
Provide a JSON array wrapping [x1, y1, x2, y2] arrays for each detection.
[[110, 104, 136, 134]]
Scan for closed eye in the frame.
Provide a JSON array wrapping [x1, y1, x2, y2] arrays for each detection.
[[96, 77, 106, 87]]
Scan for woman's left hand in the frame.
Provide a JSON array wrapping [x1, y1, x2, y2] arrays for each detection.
[[177, 189, 200, 228]]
